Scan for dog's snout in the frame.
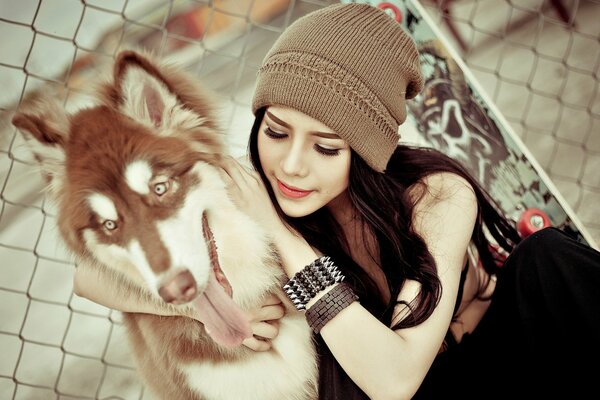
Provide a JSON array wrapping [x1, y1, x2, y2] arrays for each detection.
[[158, 270, 197, 304]]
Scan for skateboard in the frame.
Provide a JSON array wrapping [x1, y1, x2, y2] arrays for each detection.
[[346, 0, 596, 247]]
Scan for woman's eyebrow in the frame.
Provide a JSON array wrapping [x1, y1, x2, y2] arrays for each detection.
[[266, 111, 291, 128], [311, 131, 341, 140], [266, 111, 341, 140]]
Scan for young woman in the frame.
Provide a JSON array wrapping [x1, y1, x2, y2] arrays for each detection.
[[75, 3, 600, 399]]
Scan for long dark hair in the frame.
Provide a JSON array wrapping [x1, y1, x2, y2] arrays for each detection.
[[249, 107, 520, 328]]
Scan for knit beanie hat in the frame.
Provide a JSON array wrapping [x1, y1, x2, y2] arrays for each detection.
[[251, 3, 424, 172]]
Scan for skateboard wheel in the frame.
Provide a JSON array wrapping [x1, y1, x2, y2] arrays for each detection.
[[517, 208, 551, 238], [377, 2, 402, 22]]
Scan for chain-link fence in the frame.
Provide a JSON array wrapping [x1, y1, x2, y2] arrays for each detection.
[[1, 0, 598, 399], [420, 0, 600, 244]]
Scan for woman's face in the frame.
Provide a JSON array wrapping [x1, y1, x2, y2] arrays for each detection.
[[257, 106, 352, 218]]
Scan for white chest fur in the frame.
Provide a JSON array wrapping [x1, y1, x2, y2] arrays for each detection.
[[179, 181, 318, 399], [183, 314, 317, 400]]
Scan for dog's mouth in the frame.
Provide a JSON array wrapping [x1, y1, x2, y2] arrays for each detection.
[[202, 212, 233, 297], [189, 212, 252, 348]]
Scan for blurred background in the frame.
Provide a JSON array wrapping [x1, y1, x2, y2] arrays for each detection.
[[0, 0, 598, 399]]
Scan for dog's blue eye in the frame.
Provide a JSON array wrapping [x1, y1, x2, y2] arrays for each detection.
[[154, 182, 169, 196], [103, 220, 117, 230]]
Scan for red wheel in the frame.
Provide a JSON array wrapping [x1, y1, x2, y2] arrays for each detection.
[[517, 208, 552, 238], [377, 2, 402, 23]]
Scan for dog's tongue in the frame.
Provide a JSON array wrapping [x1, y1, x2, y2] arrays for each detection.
[[192, 273, 252, 348]]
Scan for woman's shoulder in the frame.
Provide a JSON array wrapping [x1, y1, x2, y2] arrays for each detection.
[[409, 172, 479, 272], [408, 172, 476, 208]]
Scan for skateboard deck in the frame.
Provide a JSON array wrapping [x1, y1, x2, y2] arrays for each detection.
[[347, 0, 596, 248]]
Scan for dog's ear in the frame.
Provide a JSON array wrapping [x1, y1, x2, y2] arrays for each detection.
[[111, 50, 198, 132], [11, 95, 69, 197]]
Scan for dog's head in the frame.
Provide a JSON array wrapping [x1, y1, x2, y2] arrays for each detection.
[[12, 50, 253, 347]]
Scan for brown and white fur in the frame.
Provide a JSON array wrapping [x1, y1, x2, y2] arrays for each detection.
[[12, 50, 317, 400]]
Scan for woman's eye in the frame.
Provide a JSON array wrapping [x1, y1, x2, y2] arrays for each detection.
[[154, 181, 170, 196], [103, 220, 117, 231], [264, 127, 287, 139], [314, 145, 340, 157]]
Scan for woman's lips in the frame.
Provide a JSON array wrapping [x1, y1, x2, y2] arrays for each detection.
[[276, 179, 313, 199]]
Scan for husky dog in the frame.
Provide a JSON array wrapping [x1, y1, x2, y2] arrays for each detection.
[[12, 50, 317, 400]]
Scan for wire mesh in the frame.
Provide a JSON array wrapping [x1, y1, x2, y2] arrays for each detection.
[[0, 0, 598, 399], [419, 0, 600, 243]]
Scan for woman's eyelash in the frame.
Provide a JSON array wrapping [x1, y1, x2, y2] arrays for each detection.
[[265, 126, 339, 156], [264, 127, 286, 139], [314, 145, 340, 156]]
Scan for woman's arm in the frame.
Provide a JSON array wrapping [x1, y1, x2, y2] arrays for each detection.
[[271, 173, 478, 399], [73, 264, 180, 316], [74, 262, 285, 352]]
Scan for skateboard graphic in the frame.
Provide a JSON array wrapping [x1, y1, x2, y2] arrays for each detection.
[[347, 0, 596, 246]]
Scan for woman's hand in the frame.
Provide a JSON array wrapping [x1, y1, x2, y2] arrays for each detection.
[[219, 156, 316, 278], [242, 293, 286, 351], [219, 156, 285, 234], [446, 266, 497, 347]]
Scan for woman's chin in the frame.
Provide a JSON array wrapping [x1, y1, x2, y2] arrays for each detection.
[[277, 197, 317, 218]]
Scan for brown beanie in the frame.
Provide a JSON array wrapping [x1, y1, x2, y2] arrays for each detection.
[[252, 3, 424, 172]]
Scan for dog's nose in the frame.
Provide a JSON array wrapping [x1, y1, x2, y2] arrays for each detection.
[[158, 270, 197, 304]]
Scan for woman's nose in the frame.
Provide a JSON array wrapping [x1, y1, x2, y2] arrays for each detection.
[[281, 146, 309, 177]]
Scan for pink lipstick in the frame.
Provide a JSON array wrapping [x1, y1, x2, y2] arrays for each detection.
[[277, 180, 313, 199]]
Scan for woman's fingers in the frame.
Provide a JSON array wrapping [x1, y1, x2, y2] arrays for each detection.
[[242, 321, 280, 352], [241, 293, 285, 352], [219, 156, 285, 234], [242, 336, 271, 352], [251, 303, 286, 321], [252, 321, 280, 339], [221, 156, 257, 187], [219, 157, 264, 211], [219, 158, 245, 191]]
